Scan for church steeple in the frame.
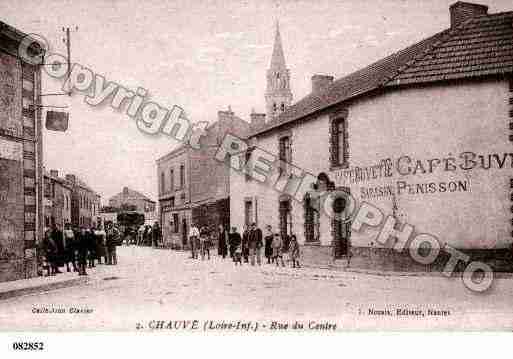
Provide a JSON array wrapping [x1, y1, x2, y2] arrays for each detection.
[[270, 21, 286, 69], [265, 21, 293, 121]]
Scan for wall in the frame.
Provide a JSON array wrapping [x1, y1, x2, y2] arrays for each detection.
[[230, 78, 512, 269]]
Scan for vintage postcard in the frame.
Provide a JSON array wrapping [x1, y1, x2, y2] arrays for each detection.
[[1, 0, 513, 344]]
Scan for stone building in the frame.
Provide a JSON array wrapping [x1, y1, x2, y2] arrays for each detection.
[[65, 174, 101, 229], [0, 22, 44, 282], [230, 2, 513, 271], [43, 170, 72, 229], [108, 186, 156, 213], [157, 108, 250, 248]]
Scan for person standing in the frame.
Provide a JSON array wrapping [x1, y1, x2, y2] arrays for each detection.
[[200, 226, 210, 260], [264, 225, 274, 264], [85, 227, 95, 268], [105, 222, 117, 265], [272, 233, 285, 267], [249, 223, 263, 266], [289, 234, 300, 268], [41, 228, 58, 276], [189, 224, 200, 259], [76, 227, 88, 276], [63, 223, 77, 272], [233, 228, 243, 266], [51, 224, 64, 274], [241, 225, 250, 263], [229, 227, 242, 264], [94, 223, 107, 264], [152, 221, 162, 248], [217, 224, 228, 259]]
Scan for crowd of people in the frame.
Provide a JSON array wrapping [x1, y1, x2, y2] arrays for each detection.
[[187, 222, 301, 268], [135, 222, 162, 247], [39, 221, 121, 277]]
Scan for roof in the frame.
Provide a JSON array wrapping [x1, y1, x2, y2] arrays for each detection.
[[156, 112, 249, 163], [251, 10, 513, 138], [270, 21, 287, 69], [110, 187, 155, 204]]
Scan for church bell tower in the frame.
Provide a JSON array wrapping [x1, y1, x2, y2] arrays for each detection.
[[265, 22, 293, 121]]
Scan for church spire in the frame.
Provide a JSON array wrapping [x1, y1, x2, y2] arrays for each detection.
[[270, 21, 286, 69], [265, 20, 293, 121]]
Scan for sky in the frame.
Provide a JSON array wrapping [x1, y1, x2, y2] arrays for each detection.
[[3, 0, 512, 204]]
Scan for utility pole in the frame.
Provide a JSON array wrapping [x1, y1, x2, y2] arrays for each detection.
[[62, 26, 78, 95]]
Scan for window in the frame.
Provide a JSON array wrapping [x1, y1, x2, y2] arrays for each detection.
[[170, 197, 175, 207], [244, 147, 254, 182], [273, 103, 277, 113], [244, 200, 253, 228], [179, 164, 185, 188], [281, 103, 285, 112], [304, 193, 320, 243], [173, 213, 179, 233], [330, 111, 348, 168], [170, 169, 174, 191], [161, 172, 165, 193], [278, 135, 291, 173]]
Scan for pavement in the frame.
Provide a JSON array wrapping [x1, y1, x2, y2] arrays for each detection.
[[0, 245, 512, 331]]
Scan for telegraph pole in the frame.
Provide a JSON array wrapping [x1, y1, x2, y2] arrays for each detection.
[[62, 26, 78, 95]]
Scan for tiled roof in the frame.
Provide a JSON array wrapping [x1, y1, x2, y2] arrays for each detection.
[[251, 10, 513, 138], [387, 11, 513, 86]]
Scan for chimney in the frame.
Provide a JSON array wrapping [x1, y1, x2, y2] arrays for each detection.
[[65, 174, 76, 184], [450, 2, 488, 28], [217, 105, 234, 123], [311, 74, 334, 95], [50, 169, 59, 178], [123, 186, 129, 195], [250, 109, 266, 131]]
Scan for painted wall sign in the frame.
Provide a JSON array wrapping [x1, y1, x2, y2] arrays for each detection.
[[0, 139, 22, 161], [0, 53, 22, 138], [334, 152, 513, 186]]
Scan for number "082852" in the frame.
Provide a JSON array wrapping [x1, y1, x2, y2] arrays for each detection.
[[12, 342, 44, 350]]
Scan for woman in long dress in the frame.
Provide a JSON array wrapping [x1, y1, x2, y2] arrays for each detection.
[[264, 225, 274, 264], [94, 224, 107, 264], [217, 224, 228, 259]]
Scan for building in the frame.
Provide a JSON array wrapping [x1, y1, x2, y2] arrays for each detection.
[[157, 108, 250, 248], [43, 169, 72, 229], [65, 174, 101, 228], [0, 22, 44, 282], [103, 186, 156, 225], [230, 2, 513, 271], [265, 22, 293, 121], [108, 186, 156, 213]]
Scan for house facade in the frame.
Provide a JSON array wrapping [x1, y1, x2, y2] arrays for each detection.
[[230, 2, 513, 271], [0, 22, 43, 282], [65, 174, 101, 229], [43, 169, 72, 229], [108, 187, 156, 213], [157, 108, 250, 248]]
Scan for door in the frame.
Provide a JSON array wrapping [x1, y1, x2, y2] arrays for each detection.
[[332, 190, 350, 258]]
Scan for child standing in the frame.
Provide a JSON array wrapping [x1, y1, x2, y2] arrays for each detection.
[[289, 234, 300, 268], [272, 233, 285, 267], [233, 240, 243, 266]]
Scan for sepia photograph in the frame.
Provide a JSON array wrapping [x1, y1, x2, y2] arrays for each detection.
[[0, 0, 513, 346]]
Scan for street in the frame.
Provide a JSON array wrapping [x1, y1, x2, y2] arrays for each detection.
[[1, 246, 512, 331]]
